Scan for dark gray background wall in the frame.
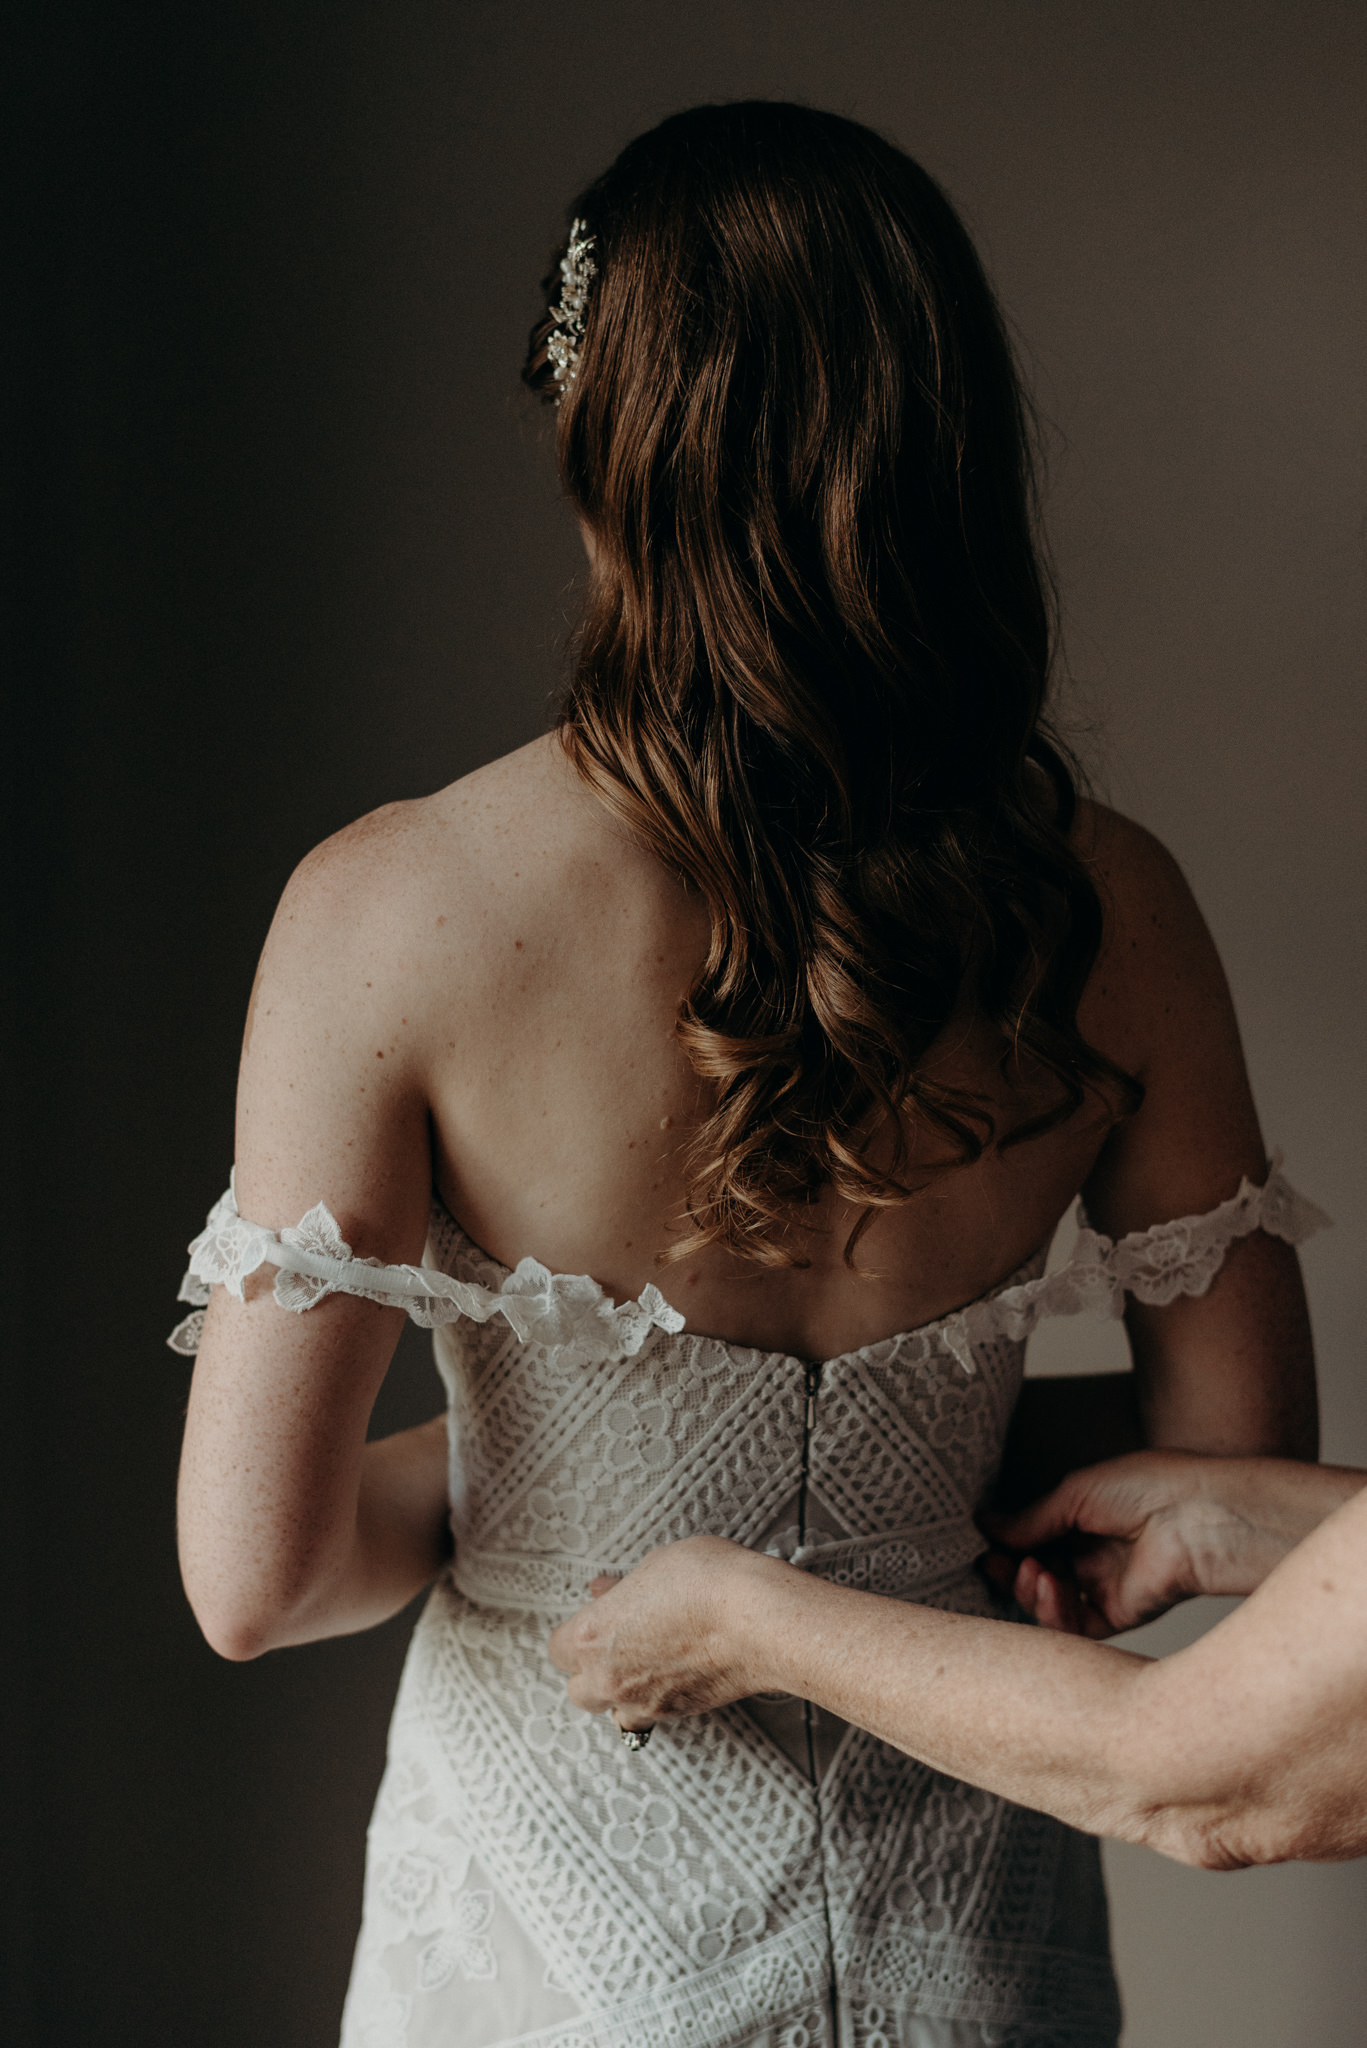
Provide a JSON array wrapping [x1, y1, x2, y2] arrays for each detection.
[[7, 4, 1365, 2044]]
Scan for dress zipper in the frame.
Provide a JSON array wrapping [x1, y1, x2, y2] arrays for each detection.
[[796, 1356, 840, 2046], [796, 1357, 823, 1543]]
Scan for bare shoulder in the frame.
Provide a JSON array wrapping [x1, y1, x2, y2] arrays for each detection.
[[270, 733, 609, 955], [270, 795, 434, 946], [234, 735, 622, 1216], [1074, 800, 1204, 936], [1073, 800, 1268, 1230], [250, 731, 663, 1083], [1072, 800, 1235, 1083]]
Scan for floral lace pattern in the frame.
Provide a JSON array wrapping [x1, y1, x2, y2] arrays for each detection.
[[173, 1162, 1325, 2048], [168, 1156, 1325, 1379], [933, 1151, 1327, 1373], [167, 1172, 684, 1364]]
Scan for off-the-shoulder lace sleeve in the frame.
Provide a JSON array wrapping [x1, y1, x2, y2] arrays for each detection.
[[935, 1150, 1329, 1373], [169, 1156, 1327, 1376], [167, 1176, 685, 1367]]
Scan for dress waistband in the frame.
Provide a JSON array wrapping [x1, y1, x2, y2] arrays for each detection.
[[448, 1514, 985, 1620]]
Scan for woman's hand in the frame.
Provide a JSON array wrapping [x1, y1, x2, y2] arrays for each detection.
[[985, 1449, 1359, 1639], [548, 1535, 786, 1722], [983, 1451, 1211, 1637]]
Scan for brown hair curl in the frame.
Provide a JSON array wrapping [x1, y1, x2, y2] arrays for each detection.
[[524, 102, 1141, 1267]]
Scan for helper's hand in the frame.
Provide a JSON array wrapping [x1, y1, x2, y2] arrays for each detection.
[[984, 1449, 1241, 1639], [549, 1534, 784, 1722]]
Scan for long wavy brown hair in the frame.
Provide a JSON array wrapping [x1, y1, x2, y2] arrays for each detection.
[[524, 102, 1141, 1267]]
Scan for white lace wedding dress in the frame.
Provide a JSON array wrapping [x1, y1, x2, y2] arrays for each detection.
[[172, 1161, 1325, 2048]]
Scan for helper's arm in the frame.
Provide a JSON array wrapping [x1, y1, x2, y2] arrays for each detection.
[[550, 1456, 1367, 1869]]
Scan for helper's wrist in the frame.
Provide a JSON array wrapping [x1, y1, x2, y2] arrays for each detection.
[[1180, 1487, 1281, 1597], [1185, 1460, 1358, 1596], [722, 1550, 813, 1697]]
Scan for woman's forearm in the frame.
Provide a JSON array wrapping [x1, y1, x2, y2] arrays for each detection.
[[729, 1561, 1158, 1845], [555, 1464, 1367, 1868], [724, 1477, 1367, 1868], [190, 1415, 451, 1658], [331, 1416, 453, 1638], [270, 1415, 452, 1651]]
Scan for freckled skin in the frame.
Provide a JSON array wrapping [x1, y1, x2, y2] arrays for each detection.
[[179, 730, 1316, 1667]]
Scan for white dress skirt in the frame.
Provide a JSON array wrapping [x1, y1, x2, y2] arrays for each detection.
[[172, 1160, 1326, 2048]]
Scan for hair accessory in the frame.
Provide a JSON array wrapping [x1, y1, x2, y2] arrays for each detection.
[[546, 218, 596, 399], [617, 1723, 653, 1752]]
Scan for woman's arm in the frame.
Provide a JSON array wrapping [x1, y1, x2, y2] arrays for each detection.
[[989, 1448, 1364, 1635], [550, 1459, 1367, 1869], [1086, 812, 1318, 1456], [183, 1412, 452, 1661], [999, 812, 1319, 1510], [177, 808, 452, 1659]]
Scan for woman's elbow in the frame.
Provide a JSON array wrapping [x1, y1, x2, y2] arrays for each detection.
[[198, 1609, 272, 1663], [1137, 1805, 1265, 1871], [1136, 1788, 1367, 1871], [181, 1570, 277, 1661], [178, 1522, 353, 1658], [178, 1533, 298, 1661], [1114, 1736, 1291, 1869]]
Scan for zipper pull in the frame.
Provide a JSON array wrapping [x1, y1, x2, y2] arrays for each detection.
[[804, 1359, 822, 1433]]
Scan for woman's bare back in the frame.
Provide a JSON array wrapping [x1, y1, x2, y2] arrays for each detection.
[[185, 718, 1316, 1690], [241, 730, 1278, 1366]]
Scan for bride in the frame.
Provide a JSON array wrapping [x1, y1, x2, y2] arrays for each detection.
[[174, 102, 1318, 2048]]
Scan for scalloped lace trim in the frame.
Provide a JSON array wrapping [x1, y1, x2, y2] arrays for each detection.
[[932, 1148, 1329, 1373], [168, 1153, 1327, 1369], [166, 1172, 685, 1364]]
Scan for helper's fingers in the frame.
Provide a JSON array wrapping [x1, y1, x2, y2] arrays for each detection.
[[1012, 1553, 1042, 1616], [1068, 1538, 1180, 1636], [1069, 1565, 1146, 1639], [565, 1670, 619, 1714], [547, 1605, 596, 1677], [1016, 1560, 1090, 1636], [1033, 1568, 1085, 1635]]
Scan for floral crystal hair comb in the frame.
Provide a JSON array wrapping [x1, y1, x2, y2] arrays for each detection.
[[546, 218, 596, 399]]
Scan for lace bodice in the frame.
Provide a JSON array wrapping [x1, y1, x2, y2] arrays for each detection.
[[172, 1161, 1324, 2048]]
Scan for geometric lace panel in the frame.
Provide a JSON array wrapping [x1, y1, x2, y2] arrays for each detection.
[[171, 1156, 1325, 2048]]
